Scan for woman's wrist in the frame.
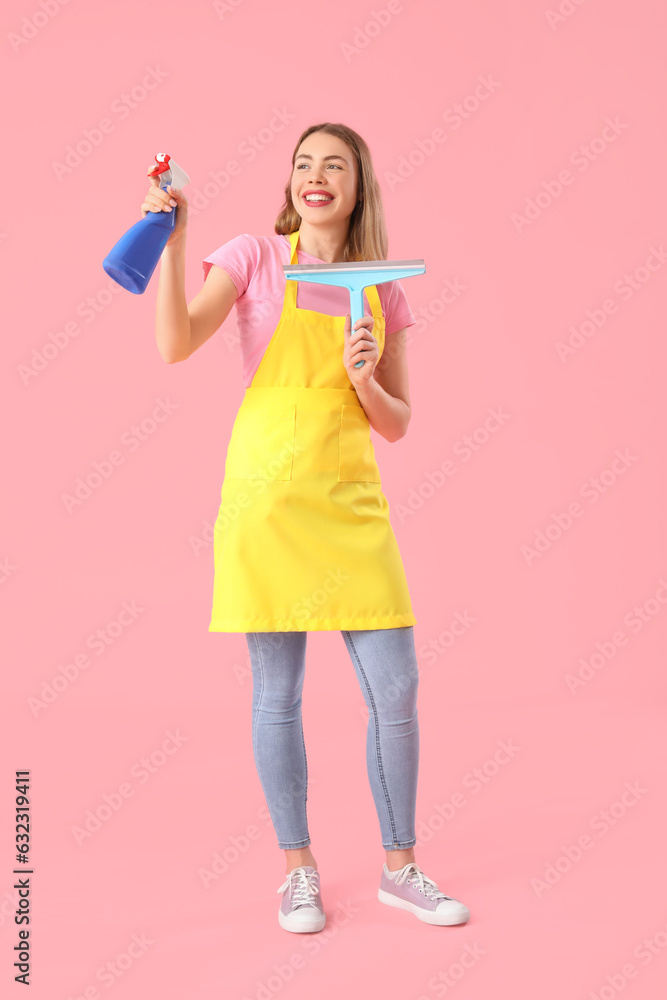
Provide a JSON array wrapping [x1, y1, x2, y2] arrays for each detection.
[[164, 234, 187, 254]]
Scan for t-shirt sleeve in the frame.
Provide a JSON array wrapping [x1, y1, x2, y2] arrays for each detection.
[[383, 279, 416, 335], [201, 233, 260, 297]]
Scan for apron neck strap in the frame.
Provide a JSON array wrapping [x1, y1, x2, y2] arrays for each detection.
[[289, 229, 300, 263], [285, 229, 384, 321]]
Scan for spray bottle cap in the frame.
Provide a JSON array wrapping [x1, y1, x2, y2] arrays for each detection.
[[147, 153, 191, 191]]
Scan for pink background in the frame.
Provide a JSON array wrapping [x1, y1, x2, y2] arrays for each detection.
[[2, 0, 667, 997]]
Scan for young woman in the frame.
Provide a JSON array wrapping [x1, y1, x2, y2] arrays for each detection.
[[142, 122, 470, 932]]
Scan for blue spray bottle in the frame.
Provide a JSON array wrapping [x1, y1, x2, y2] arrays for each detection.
[[103, 153, 191, 294]]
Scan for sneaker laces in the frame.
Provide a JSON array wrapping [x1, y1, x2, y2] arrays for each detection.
[[391, 863, 452, 901], [276, 867, 320, 909]]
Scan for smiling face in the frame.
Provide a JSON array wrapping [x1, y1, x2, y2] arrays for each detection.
[[290, 131, 359, 227]]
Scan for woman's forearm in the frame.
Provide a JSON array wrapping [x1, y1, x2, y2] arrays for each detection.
[[355, 376, 411, 442], [155, 237, 191, 363]]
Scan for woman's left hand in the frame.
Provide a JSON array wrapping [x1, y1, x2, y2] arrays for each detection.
[[343, 315, 378, 387]]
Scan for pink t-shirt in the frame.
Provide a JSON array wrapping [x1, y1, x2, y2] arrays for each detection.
[[202, 233, 416, 387]]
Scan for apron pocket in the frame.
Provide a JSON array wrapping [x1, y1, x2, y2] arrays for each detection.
[[338, 403, 381, 483], [224, 402, 296, 480]]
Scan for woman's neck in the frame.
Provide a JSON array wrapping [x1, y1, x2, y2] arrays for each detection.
[[294, 221, 350, 262]]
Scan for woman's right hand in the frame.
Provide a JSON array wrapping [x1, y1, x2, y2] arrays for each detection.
[[140, 165, 189, 245]]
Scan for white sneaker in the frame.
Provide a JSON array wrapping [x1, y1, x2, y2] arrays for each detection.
[[378, 862, 470, 925], [277, 865, 326, 933]]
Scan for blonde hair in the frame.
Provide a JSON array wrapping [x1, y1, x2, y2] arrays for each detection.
[[274, 122, 388, 261]]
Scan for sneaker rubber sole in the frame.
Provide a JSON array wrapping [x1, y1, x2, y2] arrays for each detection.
[[378, 887, 470, 925], [278, 906, 326, 933]]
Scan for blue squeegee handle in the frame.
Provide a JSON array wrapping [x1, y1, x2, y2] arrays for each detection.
[[350, 287, 366, 368]]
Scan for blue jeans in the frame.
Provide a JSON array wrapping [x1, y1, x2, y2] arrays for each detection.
[[246, 627, 419, 851]]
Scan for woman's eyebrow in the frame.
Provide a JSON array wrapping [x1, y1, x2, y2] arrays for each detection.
[[295, 154, 349, 163]]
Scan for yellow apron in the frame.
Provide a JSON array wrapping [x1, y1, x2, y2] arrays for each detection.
[[208, 228, 417, 632]]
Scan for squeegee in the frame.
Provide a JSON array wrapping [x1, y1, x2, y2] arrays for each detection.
[[283, 257, 426, 366]]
